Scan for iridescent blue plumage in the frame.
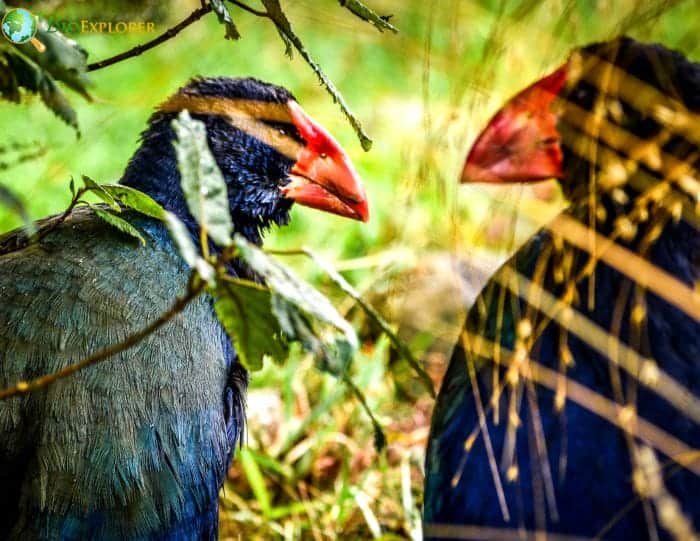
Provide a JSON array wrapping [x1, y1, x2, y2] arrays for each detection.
[[425, 38, 700, 539], [0, 77, 303, 540]]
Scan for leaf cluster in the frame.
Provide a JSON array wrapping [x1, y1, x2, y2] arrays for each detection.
[[1, 0, 396, 148], [0, 1, 91, 132], [168, 111, 358, 376]]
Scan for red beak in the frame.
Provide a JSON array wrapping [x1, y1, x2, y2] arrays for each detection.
[[461, 65, 568, 185], [281, 101, 369, 222]]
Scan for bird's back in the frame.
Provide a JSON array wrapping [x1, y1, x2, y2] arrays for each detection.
[[425, 217, 700, 539], [0, 209, 240, 540]]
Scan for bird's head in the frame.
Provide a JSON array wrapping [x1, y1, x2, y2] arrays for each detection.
[[123, 77, 368, 243], [460, 37, 695, 202]]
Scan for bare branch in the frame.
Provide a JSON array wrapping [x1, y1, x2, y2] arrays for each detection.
[[0, 183, 87, 255], [227, 0, 270, 17], [87, 6, 213, 72]]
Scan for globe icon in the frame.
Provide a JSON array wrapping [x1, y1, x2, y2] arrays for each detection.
[[2, 8, 37, 44]]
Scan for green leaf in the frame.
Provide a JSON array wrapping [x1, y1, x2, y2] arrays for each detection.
[[82, 175, 119, 211], [164, 211, 198, 267], [101, 184, 166, 219], [242, 448, 294, 479], [39, 74, 79, 130], [260, 0, 373, 150], [234, 235, 357, 346], [3, 51, 78, 130], [0, 8, 91, 132], [162, 210, 214, 282], [0, 184, 35, 236], [267, 502, 310, 520], [338, 0, 398, 33], [212, 279, 287, 371], [271, 294, 354, 376], [303, 248, 435, 397], [232, 234, 358, 377], [0, 54, 20, 102], [196, 258, 216, 283], [172, 111, 233, 247], [2, 51, 40, 92], [210, 0, 240, 39], [15, 16, 91, 99], [92, 207, 145, 245]]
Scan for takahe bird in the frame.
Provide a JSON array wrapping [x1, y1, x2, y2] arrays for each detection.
[[424, 37, 699, 540], [0, 77, 368, 540]]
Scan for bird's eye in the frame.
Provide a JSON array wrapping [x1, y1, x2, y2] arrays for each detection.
[[278, 128, 287, 136], [320, 153, 328, 159]]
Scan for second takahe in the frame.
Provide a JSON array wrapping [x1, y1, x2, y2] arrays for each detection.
[[425, 37, 699, 540]]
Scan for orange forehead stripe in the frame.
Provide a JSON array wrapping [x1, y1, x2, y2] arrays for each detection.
[[158, 94, 302, 160], [158, 94, 292, 122]]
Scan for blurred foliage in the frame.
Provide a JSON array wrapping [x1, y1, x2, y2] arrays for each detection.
[[0, 0, 699, 539], [21, 0, 173, 22], [0, 0, 91, 130]]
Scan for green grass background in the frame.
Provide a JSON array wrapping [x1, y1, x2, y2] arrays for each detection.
[[1, 1, 699, 538]]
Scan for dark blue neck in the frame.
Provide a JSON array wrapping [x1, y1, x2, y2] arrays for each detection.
[[562, 175, 699, 291], [120, 117, 278, 247], [121, 125, 202, 232], [120, 119, 268, 280]]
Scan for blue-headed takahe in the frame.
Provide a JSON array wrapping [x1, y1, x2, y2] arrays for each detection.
[[0, 76, 368, 540]]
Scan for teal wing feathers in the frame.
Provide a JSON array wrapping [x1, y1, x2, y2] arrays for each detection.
[[0, 209, 232, 540]]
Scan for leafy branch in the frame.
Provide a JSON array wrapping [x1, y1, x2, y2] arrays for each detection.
[[2, 0, 394, 145], [0, 111, 386, 447], [268, 247, 436, 397], [84, 0, 395, 149], [0, 175, 163, 254], [0, 1, 91, 132]]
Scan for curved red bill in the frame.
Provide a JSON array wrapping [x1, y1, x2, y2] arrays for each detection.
[[461, 64, 568, 185], [281, 101, 369, 222]]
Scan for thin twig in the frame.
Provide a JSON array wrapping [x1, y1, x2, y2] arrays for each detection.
[[228, 0, 270, 17], [87, 6, 213, 72], [86, 2, 270, 72], [0, 186, 86, 255], [33, 188, 87, 244], [261, 0, 373, 150], [343, 374, 386, 450], [0, 275, 205, 400]]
